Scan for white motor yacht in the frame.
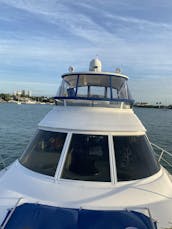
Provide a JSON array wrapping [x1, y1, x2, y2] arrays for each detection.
[[0, 58, 172, 229]]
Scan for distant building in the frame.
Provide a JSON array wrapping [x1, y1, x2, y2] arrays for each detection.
[[13, 90, 32, 97], [21, 90, 25, 96], [17, 90, 22, 96], [28, 90, 32, 97]]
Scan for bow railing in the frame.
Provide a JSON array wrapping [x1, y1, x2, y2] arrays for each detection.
[[0, 155, 11, 171], [151, 143, 172, 174]]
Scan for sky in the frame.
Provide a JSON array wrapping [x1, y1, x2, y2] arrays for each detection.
[[0, 0, 172, 103]]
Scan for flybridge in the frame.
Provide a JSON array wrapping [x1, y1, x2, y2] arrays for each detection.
[[54, 59, 134, 107]]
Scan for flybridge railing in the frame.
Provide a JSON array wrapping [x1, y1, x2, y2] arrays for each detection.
[[54, 96, 134, 104], [151, 143, 172, 174], [54, 97, 134, 109]]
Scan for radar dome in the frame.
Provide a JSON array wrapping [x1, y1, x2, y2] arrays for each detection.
[[89, 58, 102, 72]]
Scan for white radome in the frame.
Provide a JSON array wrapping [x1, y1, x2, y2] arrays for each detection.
[[89, 57, 102, 72]]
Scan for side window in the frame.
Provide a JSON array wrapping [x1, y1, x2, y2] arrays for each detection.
[[112, 88, 118, 99], [20, 130, 67, 176], [113, 136, 160, 181], [61, 134, 111, 182], [77, 86, 88, 97], [90, 86, 105, 98], [67, 88, 76, 97]]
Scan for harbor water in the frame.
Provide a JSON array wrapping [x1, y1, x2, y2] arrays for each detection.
[[0, 103, 172, 168]]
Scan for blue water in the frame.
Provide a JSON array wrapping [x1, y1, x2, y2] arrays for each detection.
[[135, 107, 172, 152], [0, 103, 172, 166], [0, 103, 52, 165]]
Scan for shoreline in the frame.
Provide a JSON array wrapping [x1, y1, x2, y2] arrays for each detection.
[[0, 101, 54, 105], [0, 101, 171, 109], [134, 104, 172, 109]]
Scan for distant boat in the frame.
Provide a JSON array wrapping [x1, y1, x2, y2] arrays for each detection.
[[25, 100, 36, 104]]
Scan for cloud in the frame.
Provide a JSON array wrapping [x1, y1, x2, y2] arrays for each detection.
[[1, 0, 172, 45], [0, 0, 172, 101], [0, 80, 56, 87]]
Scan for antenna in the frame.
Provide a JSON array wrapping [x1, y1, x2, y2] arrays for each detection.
[[68, 66, 75, 73], [115, 68, 121, 73]]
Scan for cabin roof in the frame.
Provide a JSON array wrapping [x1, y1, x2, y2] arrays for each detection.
[[39, 107, 146, 133], [62, 72, 128, 79]]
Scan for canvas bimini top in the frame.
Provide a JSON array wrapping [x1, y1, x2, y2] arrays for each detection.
[[54, 58, 134, 107]]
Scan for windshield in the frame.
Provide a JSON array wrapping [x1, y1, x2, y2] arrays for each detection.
[[113, 135, 160, 181], [61, 133, 111, 182], [20, 130, 67, 176], [20, 131, 159, 182]]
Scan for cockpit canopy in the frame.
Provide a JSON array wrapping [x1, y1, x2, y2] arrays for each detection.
[[56, 73, 133, 104]]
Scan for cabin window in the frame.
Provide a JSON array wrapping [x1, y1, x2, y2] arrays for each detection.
[[113, 136, 160, 181], [112, 88, 118, 99], [61, 134, 111, 182], [77, 86, 88, 97], [20, 130, 67, 176], [90, 86, 105, 98]]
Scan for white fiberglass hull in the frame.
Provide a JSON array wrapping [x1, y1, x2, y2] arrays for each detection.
[[0, 161, 172, 228]]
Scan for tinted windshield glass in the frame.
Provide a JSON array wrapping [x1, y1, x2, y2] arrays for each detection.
[[61, 134, 110, 182], [113, 136, 160, 181], [20, 130, 67, 176]]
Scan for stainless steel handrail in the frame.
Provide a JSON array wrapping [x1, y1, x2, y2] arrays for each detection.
[[0, 197, 23, 229], [151, 143, 172, 172], [0, 155, 6, 169], [0, 156, 12, 170]]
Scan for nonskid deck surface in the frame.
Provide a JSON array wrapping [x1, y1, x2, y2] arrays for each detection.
[[1, 203, 156, 229]]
